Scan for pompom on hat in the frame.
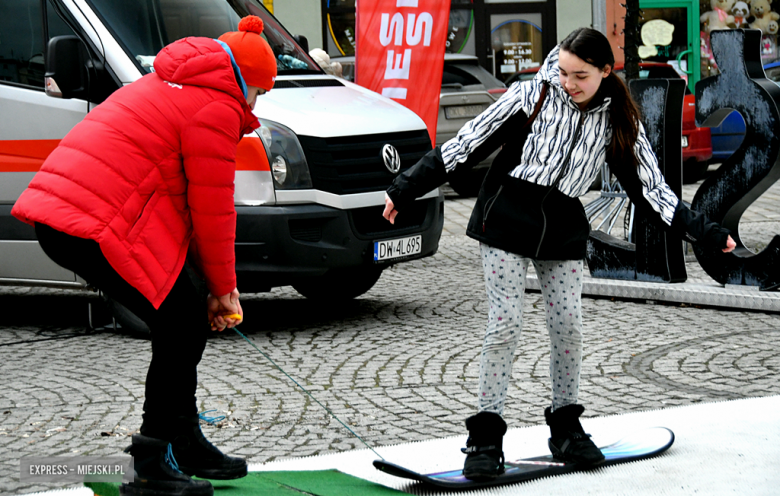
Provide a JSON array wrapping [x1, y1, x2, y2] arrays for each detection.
[[218, 16, 277, 91]]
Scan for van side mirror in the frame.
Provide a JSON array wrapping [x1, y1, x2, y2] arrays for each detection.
[[293, 34, 309, 54], [45, 35, 89, 99]]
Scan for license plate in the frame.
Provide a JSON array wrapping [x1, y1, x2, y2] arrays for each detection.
[[445, 104, 487, 119], [374, 235, 422, 262], [682, 136, 689, 147]]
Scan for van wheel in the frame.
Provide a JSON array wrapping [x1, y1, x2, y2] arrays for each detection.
[[104, 296, 151, 338], [292, 267, 384, 300], [448, 168, 487, 197]]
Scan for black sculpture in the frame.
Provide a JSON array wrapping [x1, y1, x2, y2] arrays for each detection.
[[586, 78, 687, 282], [694, 29, 780, 290]]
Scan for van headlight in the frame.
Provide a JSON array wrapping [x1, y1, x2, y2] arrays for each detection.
[[257, 118, 312, 189], [271, 155, 288, 183]]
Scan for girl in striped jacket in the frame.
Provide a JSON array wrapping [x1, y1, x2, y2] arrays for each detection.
[[382, 27, 735, 480]]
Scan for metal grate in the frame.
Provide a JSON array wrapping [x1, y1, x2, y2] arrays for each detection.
[[289, 219, 324, 242], [298, 130, 432, 195]]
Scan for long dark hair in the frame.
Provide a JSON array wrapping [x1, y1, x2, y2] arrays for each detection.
[[560, 28, 641, 169]]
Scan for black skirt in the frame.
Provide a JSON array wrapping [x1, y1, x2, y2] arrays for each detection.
[[466, 177, 590, 261]]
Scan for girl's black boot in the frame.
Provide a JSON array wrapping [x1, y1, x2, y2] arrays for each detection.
[[544, 404, 605, 465], [120, 434, 213, 496], [461, 411, 508, 480]]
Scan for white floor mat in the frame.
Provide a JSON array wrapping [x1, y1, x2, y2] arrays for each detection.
[[252, 395, 780, 495]]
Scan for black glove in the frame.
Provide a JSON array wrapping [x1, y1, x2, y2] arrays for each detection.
[[386, 146, 447, 212], [671, 201, 732, 250]]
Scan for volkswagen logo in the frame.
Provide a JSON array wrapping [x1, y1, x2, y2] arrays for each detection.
[[382, 144, 401, 174]]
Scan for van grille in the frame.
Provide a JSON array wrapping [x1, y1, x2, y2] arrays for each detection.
[[350, 202, 429, 237], [273, 79, 344, 89], [298, 130, 431, 195]]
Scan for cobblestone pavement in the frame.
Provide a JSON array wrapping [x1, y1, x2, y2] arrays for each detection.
[[1, 173, 779, 495]]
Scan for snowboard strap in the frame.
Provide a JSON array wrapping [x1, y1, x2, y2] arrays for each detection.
[[555, 432, 592, 455], [461, 444, 506, 473], [462, 444, 498, 454]]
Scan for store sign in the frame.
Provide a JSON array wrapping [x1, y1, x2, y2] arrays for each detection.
[[588, 29, 780, 290], [356, 0, 452, 145], [500, 42, 537, 73]]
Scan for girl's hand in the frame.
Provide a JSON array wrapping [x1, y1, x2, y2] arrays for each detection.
[[382, 193, 398, 224], [207, 288, 243, 331], [723, 235, 736, 253]]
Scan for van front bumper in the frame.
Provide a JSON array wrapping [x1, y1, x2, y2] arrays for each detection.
[[234, 194, 444, 292]]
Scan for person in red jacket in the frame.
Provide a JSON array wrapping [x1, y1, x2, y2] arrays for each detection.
[[12, 16, 275, 496]]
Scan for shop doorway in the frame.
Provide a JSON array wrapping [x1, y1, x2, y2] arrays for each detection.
[[488, 15, 544, 82], [638, 1, 701, 92], [472, 1, 556, 82]]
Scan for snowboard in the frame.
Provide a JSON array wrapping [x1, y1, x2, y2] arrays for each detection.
[[373, 426, 674, 490]]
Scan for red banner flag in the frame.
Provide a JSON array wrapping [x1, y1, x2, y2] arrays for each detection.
[[356, 0, 451, 146]]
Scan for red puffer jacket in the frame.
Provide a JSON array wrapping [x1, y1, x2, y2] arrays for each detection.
[[12, 37, 259, 308]]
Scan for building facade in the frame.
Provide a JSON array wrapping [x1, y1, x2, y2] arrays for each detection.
[[270, 0, 780, 89], [271, 0, 589, 84], [607, 0, 779, 91]]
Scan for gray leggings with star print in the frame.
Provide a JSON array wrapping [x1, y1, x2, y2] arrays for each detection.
[[478, 243, 584, 415]]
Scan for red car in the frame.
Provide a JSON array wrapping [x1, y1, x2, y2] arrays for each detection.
[[508, 62, 712, 184]]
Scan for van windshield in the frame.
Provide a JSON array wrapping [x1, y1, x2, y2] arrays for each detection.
[[87, 0, 321, 75]]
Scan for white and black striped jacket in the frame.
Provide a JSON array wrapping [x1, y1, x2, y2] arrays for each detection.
[[441, 45, 678, 226]]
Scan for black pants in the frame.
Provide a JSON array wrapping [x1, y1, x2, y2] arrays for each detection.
[[36, 223, 209, 425]]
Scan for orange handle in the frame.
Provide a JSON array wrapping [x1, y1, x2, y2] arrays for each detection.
[[210, 313, 243, 326]]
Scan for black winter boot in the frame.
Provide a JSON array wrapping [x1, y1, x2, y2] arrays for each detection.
[[141, 416, 247, 480], [169, 416, 248, 480], [461, 411, 508, 480], [544, 404, 605, 466], [120, 434, 213, 496]]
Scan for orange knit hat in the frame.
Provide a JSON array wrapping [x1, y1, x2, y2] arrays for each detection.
[[218, 16, 277, 91]]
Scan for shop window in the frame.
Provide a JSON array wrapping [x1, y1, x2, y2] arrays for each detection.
[[325, 0, 356, 56], [447, 0, 474, 54], [490, 19, 543, 83], [323, 1, 475, 56], [700, 0, 780, 77], [637, 8, 690, 81]]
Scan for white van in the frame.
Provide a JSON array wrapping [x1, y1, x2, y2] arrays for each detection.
[[0, 0, 443, 313]]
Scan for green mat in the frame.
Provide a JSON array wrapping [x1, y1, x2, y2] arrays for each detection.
[[86, 470, 404, 496]]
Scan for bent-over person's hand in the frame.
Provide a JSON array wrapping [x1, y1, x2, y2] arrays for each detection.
[[382, 193, 398, 224], [723, 235, 736, 253], [208, 288, 243, 331]]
